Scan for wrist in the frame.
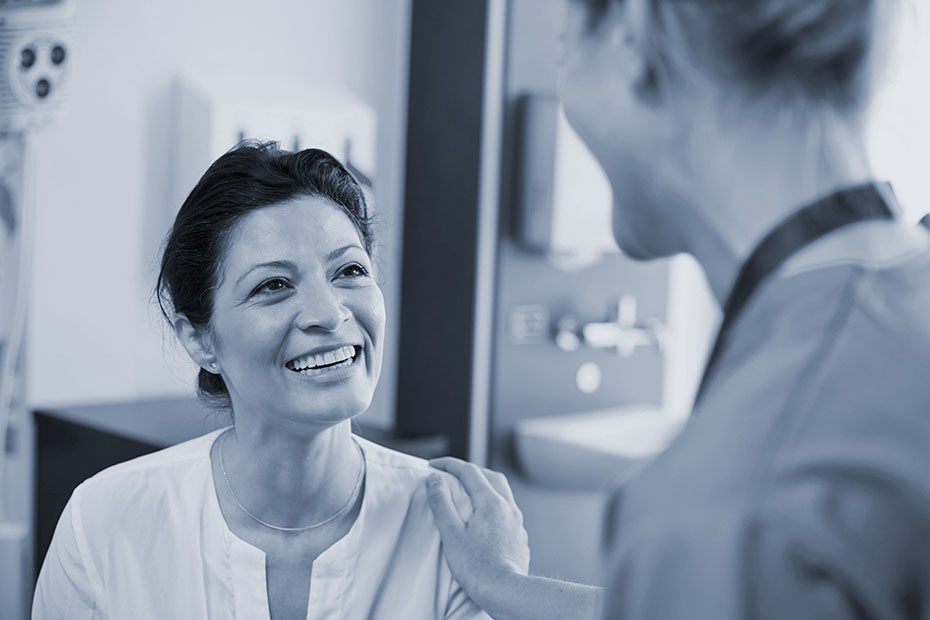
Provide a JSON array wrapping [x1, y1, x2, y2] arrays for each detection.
[[475, 568, 526, 620], [481, 572, 604, 620]]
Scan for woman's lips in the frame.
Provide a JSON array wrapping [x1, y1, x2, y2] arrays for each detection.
[[286, 347, 363, 383]]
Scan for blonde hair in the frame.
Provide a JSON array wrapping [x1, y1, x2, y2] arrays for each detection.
[[587, 0, 881, 110]]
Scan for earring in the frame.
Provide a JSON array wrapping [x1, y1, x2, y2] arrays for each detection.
[[210, 362, 217, 369]]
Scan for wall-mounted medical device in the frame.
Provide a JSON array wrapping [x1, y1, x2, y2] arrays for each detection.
[[0, 0, 74, 133], [173, 75, 377, 222], [1, 3, 75, 617], [514, 92, 619, 266]]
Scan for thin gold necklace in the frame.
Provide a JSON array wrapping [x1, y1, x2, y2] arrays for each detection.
[[218, 429, 365, 533]]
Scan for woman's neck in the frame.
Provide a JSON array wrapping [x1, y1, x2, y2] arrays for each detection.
[[219, 417, 362, 529], [680, 109, 873, 306]]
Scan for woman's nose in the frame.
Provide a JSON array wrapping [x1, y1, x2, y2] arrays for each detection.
[[295, 286, 352, 332]]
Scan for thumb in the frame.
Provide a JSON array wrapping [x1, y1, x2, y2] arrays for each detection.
[[426, 474, 465, 542]]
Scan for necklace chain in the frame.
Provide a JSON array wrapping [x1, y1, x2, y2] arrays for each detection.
[[218, 429, 365, 533]]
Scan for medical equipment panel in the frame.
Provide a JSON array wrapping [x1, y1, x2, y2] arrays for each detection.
[[173, 75, 377, 224], [0, 0, 73, 133], [514, 92, 619, 267]]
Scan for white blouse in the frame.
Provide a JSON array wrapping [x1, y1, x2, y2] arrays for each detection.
[[33, 428, 490, 619]]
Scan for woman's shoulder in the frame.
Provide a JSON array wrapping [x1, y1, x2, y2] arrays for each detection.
[[83, 428, 223, 486], [74, 429, 224, 526], [355, 435, 474, 518], [355, 435, 430, 474]]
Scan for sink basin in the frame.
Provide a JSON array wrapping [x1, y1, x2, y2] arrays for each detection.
[[513, 405, 687, 491]]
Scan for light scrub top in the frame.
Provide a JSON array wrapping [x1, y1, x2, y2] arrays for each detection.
[[602, 221, 930, 619], [33, 428, 490, 620]]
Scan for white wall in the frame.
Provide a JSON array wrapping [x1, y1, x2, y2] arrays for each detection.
[[868, 2, 930, 221], [664, 255, 718, 417], [26, 0, 411, 427]]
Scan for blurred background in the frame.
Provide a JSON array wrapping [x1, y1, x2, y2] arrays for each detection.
[[1, 1, 928, 617]]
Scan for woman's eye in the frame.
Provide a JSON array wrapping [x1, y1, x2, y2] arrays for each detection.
[[253, 278, 291, 296], [339, 263, 370, 278]]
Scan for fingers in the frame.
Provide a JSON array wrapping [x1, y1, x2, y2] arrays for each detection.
[[429, 457, 520, 520], [429, 457, 501, 507], [426, 474, 465, 542], [482, 469, 517, 505]]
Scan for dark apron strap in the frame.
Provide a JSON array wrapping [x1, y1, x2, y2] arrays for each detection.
[[692, 183, 897, 411]]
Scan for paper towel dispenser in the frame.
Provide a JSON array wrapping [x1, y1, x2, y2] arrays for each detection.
[[514, 92, 619, 266]]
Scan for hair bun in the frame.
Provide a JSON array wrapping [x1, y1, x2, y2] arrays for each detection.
[[651, 0, 878, 106], [740, 0, 874, 102]]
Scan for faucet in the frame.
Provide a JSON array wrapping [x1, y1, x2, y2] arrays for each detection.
[[554, 295, 666, 357]]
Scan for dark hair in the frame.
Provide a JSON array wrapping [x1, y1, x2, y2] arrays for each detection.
[[584, 0, 880, 109], [155, 141, 374, 409]]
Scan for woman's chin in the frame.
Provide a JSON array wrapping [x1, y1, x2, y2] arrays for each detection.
[[276, 364, 375, 422], [617, 242, 652, 261], [614, 229, 655, 261], [277, 395, 371, 429], [613, 218, 678, 262]]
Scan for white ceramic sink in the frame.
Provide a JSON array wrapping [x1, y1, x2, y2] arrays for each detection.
[[513, 405, 687, 491]]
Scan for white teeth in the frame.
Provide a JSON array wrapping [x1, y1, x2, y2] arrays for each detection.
[[287, 345, 357, 371]]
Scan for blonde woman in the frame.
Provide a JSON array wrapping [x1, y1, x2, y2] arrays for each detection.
[[428, 1, 930, 618]]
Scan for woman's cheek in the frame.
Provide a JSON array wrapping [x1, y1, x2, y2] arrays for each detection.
[[366, 286, 387, 346], [357, 286, 386, 370]]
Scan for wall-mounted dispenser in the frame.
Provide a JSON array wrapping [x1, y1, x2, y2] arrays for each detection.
[[514, 92, 619, 267], [173, 74, 377, 221], [1, 2, 76, 617], [0, 0, 74, 133]]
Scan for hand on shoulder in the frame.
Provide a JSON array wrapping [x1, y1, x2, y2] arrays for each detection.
[[425, 457, 530, 615]]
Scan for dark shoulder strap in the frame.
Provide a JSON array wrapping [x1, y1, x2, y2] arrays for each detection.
[[693, 183, 897, 411]]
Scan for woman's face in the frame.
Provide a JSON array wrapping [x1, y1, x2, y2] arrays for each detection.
[[207, 197, 385, 430], [560, 0, 685, 260]]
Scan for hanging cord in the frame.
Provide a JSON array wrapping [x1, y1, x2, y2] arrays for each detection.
[[0, 134, 32, 521]]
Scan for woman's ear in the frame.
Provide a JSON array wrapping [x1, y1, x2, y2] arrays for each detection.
[[607, 0, 662, 106], [173, 314, 219, 373]]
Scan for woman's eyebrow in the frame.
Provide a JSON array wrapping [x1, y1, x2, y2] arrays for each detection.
[[235, 260, 297, 287], [327, 244, 366, 262]]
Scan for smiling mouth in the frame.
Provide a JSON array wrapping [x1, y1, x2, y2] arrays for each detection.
[[285, 345, 361, 373]]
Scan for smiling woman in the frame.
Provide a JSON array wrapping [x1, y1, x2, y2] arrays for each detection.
[[173, 191, 384, 429], [31, 143, 503, 620], [156, 144, 377, 415]]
